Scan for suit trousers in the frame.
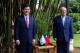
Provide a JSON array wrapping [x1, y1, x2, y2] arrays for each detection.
[[57, 41, 69, 53], [16, 41, 33, 53]]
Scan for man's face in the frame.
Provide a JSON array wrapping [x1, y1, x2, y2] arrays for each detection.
[[60, 7, 67, 16], [22, 6, 30, 16]]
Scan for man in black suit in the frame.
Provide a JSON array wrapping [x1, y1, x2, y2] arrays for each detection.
[[15, 4, 36, 53], [53, 6, 73, 53]]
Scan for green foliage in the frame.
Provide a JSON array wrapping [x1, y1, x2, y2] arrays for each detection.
[[61, 0, 80, 13], [35, 11, 51, 35], [70, 13, 80, 34], [69, 0, 80, 13], [34, 0, 59, 36]]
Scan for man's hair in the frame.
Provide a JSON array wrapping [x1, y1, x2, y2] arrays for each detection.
[[21, 4, 31, 9], [59, 6, 67, 10]]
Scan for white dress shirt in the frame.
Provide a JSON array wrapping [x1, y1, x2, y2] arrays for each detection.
[[61, 16, 66, 26]]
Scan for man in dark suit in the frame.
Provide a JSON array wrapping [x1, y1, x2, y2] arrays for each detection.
[[53, 6, 73, 53], [14, 4, 36, 53]]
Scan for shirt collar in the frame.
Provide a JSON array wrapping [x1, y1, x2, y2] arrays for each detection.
[[24, 15, 29, 18], [61, 16, 66, 19]]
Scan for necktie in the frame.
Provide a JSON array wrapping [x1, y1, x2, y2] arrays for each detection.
[[26, 16, 29, 28], [62, 16, 65, 26]]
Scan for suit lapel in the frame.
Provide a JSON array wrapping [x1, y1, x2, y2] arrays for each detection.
[[22, 15, 27, 29], [59, 16, 64, 27], [60, 16, 68, 28], [64, 16, 68, 28], [29, 16, 31, 28]]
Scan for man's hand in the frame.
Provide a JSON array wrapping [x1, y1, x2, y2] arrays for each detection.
[[69, 39, 74, 52], [32, 39, 35, 47], [54, 38, 57, 45], [70, 39, 73, 44], [16, 40, 20, 45], [54, 38, 57, 41]]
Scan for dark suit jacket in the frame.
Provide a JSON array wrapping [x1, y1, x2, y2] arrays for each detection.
[[53, 15, 73, 42], [15, 15, 36, 44]]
